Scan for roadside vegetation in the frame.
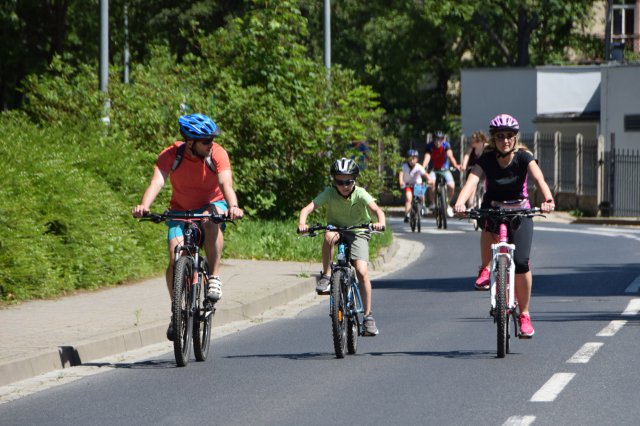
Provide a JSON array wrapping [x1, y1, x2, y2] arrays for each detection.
[[0, 2, 397, 303]]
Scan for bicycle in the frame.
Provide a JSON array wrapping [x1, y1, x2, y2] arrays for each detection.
[[471, 180, 486, 231], [409, 183, 426, 233], [464, 207, 544, 358], [433, 169, 451, 229], [139, 211, 235, 367], [299, 223, 384, 358]]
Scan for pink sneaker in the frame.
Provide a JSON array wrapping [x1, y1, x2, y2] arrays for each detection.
[[474, 267, 490, 290], [519, 313, 535, 338]]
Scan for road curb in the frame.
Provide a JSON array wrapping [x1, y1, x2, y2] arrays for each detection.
[[0, 239, 399, 387]]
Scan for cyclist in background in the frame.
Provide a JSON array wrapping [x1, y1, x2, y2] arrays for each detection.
[[453, 114, 555, 338], [460, 131, 488, 208], [132, 114, 244, 340], [423, 131, 462, 217], [298, 158, 386, 336], [399, 149, 433, 222]]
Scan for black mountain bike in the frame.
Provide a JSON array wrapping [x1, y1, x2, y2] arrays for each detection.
[[433, 169, 450, 229], [409, 183, 426, 233], [299, 224, 383, 358], [140, 211, 235, 367]]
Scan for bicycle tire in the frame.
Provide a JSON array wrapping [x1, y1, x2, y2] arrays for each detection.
[[193, 260, 213, 362], [346, 273, 359, 355], [410, 199, 418, 232], [173, 256, 194, 367], [496, 256, 508, 358], [439, 188, 448, 229], [330, 269, 348, 359], [435, 186, 442, 229]]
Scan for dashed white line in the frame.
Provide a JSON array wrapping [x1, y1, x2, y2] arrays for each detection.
[[566, 342, 604, 363], [622, 298, 640, 316], [530, 373, 575, 402], [596, 320, 627, 336], [502, 415, 536, 426]]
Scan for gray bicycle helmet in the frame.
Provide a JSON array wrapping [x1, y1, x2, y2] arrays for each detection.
[[330, 158, 360, 176]]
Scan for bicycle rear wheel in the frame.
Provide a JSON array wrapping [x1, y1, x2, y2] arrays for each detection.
[[330, 269, 348, 359], [346, 275, 359, 355], [496, 256, 508, 358], [173, 256, 194, 367], [193, 261, 214, 362]]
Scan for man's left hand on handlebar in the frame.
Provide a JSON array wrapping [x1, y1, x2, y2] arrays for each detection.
[[226, 205, 244, 220]]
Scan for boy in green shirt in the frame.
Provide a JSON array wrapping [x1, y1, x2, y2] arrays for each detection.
[[298, 158, 386, 336]]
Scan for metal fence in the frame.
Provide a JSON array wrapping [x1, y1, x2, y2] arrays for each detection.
[[460, 131, 640, 217]]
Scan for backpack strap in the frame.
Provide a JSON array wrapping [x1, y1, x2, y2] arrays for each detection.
[[170, 142, 217, 174], [170, 143, 186, 172]]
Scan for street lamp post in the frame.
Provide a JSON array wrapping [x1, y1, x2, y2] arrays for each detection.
[[100, 0, 110, 125]]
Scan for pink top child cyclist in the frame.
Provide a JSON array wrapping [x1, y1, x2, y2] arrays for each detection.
[[454, 114, 555, 338]]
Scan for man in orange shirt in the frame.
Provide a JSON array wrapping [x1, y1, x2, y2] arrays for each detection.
[[132, 114, 243, 340]]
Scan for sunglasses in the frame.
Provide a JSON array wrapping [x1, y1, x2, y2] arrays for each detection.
[[197, 139, 214, 146], [493, 132, 515, 140], [334, 178, 356, 187]]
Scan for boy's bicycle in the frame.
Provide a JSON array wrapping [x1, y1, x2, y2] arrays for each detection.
[[464, 207, 544, 358], [140, 211, 235, 367], [409, 183, 426, 233], [433, 169, 451, 229], [299, 223, 383, 358]]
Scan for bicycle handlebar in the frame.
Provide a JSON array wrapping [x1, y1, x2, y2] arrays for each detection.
[[139, 211, 237, 224], [297, 223, 385, 236], [462, 207, 544, 220]]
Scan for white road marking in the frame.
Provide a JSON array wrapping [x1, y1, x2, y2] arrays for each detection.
[[622, 298, 640, 316], [566, 342, 604, 363], [535, 226, 640, 242], [530, 373, 575, 402], [596, 320, 627, 336], [502, 415, 536, 426], [624, 275, 640, 293]]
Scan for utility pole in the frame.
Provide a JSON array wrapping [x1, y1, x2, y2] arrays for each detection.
[[123, 1, 130, 84], [604, 0, 613, 61], [100, 0, 110, 124], [324, 0, 331, 74]]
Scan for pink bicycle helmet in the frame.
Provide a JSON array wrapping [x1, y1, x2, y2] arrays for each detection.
[[489, 114, 519, 135]]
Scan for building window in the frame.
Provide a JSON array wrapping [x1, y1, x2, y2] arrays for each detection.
[[624, 115, 640, 131], [612, 0, 637, 50]]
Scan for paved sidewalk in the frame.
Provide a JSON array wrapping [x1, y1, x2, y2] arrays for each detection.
[[0, 239, 405, 387]]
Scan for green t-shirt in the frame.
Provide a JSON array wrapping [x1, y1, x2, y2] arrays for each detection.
[[313, 186, 375, 227]]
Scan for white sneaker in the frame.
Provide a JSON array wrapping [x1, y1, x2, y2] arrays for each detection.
[[446, 206, 454, 217], [207, 276, 222, 301], [428, 203, 435, 210]]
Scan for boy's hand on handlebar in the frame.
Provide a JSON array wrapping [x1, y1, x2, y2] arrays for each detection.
[[371, 222, 385, 231]]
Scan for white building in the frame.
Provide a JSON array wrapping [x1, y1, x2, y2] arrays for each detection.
[[461, 63, 640, 150]]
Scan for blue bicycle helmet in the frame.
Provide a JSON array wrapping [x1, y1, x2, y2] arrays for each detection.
[[435, 131, 446, 139], [178, 114, 221, 139], [407, 149, 419, 157]]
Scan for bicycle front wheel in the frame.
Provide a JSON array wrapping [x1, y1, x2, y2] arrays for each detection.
[[173, 256, 194, 367], [438, 189, 448, 229], [410, 200, 418, 232], [193, 261, 214, 362], [330, 269, 348, 359], [346, 275, 359, 355], [416, 199, 422, 233], [496, 256, 508, 358]]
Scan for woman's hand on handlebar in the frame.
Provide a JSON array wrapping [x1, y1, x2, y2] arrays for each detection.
[[453, 203, 467, 216], [297, 223, 308, 234]]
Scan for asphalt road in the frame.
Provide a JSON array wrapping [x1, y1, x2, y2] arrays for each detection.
[[1, 218, 639, 426]]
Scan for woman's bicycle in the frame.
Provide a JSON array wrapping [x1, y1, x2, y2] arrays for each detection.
[[464, 207, 544, 358], [140, 211, 235, 367], [433, 169, 450, 229], [299, 223, 383, 358], [409, 183, 426, 233]]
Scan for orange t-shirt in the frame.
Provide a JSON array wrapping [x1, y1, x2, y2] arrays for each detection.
[[156, 142, 231, 211]]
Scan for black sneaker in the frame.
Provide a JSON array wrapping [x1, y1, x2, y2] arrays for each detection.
[[404, 215, 409, 223], [363, 314, 379, 336], [166, 318, 175, 341]]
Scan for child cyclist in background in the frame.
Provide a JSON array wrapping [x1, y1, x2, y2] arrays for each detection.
[[399, 149, 433, 222], [454, 114, 555, 338], [298, 158, 386, 336]]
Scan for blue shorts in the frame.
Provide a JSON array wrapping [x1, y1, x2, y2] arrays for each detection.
[[166, 200, 228, 241]]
